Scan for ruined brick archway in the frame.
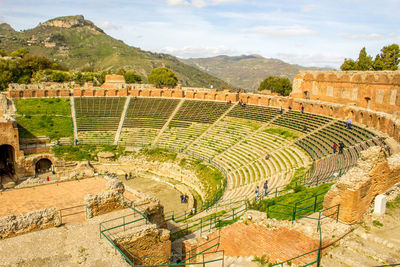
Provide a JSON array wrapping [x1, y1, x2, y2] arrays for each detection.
[[31, 155, 56, 175], [0, 144, 15, 176]]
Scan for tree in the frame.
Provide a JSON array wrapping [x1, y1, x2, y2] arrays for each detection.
[[0, 49, 7, 57], [10, 48, 29, 58], [340, 44, 400, 71], [357, 47, 373, 70], [378, 44, 400, 70], [340, 58, 358, 71], [258, 76, 292, 96], [124, 70, 142, 83], [373, 55, 384, 70], [147, 67, 178, 88]]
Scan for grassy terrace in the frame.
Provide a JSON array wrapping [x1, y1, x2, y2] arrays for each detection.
[[15, 98, 73, 139], [227, 105, 280, 123], [248, 183, 333, 220], [123, 98, 180, 129], [172, 100, 230, 124], [188, 117, 261, 158], [75, 97, 126, 143], [156, 122, 210, 150]]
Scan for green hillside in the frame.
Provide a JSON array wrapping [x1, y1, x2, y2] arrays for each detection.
[[182, 55, 332, 90], [0, 15, 233, 89]]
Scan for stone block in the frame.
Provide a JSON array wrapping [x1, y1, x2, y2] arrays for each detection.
[[373, 194, 387, 215]]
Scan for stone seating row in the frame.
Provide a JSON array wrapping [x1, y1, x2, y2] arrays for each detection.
[[75, 97, 126, 117]]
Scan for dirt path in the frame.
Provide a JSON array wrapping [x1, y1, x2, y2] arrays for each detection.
[[121, 176, 189, 214]]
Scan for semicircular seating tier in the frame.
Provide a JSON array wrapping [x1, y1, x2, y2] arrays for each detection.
[[74, 97, 387, 202]]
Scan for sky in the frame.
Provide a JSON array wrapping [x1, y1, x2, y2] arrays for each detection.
[[0, 0, 399, 68]]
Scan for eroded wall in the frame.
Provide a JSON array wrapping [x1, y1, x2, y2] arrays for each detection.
[[291, 71, 400, 114], [323, 146, 400, 224]]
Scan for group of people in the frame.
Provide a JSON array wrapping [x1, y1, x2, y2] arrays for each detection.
[[255, 180, 269, 200], [180, 193, 189, 203], [124, 172, 134, 180], [238, 100, 247, 107], [332, 142, 345, 154]]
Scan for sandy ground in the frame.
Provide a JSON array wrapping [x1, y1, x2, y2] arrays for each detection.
[[0, 208, 134, 267], [121, 176, 189, 215], [0, 177, 138, 223]]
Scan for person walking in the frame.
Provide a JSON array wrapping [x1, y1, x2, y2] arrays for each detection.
[[333, 143, 337, 154], [339, 142, 344, 154], [255, 186, 260, 200], [301, 104, 304, 113], [263, 180, 269, 196], [125, 173, 128, 180], [347, 118, 352, 129]]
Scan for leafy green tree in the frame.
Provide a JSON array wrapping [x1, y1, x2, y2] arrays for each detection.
[[0, 59, 22, 90], [124, 70, 142, 83], [340, 59, 358, 71], [341, 44, 399, 71], [258, 76, 292, 96], [373, 55, 384, 70], [378, 44, 400, 70], [147, 67, 178, 88], [357, 47, 373, 70], [0, 49, 7, 57], [10, 48, 29, 58]]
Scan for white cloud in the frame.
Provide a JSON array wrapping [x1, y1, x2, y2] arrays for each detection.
[[166, 0, 190, 6], [338, 33, 383, 40], [301, 5, 318, 12], [159, 45, 238, 58], [213, 0, 241, 4], [247, 26, 317, 37], [192, 0, 207, 8], [276, 53, 343, 68], [98, 21, 120, 30]]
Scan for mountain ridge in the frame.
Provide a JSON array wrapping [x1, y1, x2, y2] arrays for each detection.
[[182, 54, 332, 90], [0, 15, 233, 89]]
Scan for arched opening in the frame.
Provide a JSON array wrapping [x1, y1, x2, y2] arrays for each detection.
[[56, 90, 60, 97], [35, 158, 52, 175], [0, 145, 15, 177], [304, 91, 310, 99], [32, 90, 36, 97], [44, 90, 48, 97], [19, 91, 23, 98]]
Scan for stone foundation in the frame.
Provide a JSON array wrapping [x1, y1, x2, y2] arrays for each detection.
[[323, 146, 400, 224], [85, 176, 125, 218], [0, 208, 61, 239], [114, 223, 171, 265]]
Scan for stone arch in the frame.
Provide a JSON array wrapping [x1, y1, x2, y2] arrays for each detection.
[[56, 90, 60, 97], [0, 144, 15, 176], [329, 106, 334, 117], [33, 155, 55, 175], [160, 90, 164, 97], [138, 90, 142, 96], [246, 96, 251, 104], [304, 91, 310, 99], [44, 90, 48, 97], [19, 91, 23, 98], [32, 90, 36, 97]]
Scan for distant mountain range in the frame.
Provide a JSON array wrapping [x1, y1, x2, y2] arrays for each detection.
[[0, 15, 232, 89], [0, 15, 331, 90], [182, 55, 332, 90]]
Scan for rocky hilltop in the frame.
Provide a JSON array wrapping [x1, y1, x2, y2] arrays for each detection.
[[41, 15, 103, 33], [0, 15, 232, 89]]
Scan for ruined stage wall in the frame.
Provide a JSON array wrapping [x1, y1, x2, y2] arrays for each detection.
[[291, 70, 400, 114]]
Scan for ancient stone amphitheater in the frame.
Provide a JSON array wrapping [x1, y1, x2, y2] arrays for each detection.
[[1, 71, 400, 266]]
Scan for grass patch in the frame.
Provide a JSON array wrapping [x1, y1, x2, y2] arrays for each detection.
[[252, 255, 273, 266], [17, 115, 73, 139], [140, 148, 177, 162], [372, 220, 383, 227], [387, 194, 400, 210], [15, 98, 71, 116], [286, 166, 309, 189], [263, 128, 298, 140], [248, 183, 333, 220], [52, 145, 125, 161]]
